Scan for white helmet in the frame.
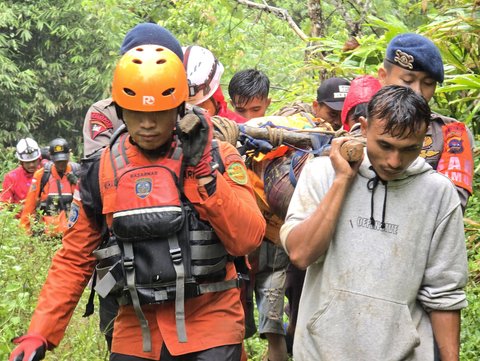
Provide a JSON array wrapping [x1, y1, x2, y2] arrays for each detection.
[[16, 137, 41, 162], [183, 45, 224, 105]]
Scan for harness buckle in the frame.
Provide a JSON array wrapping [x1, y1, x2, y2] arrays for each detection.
[[123, 257, 134, 269], [170, 247, 182, 264]]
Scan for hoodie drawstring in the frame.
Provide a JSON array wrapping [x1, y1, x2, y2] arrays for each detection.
[[367, 166, 388, 229]]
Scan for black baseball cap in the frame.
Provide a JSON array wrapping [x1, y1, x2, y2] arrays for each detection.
[[49, 138, 70, 162], [316, 77, 351, 111]]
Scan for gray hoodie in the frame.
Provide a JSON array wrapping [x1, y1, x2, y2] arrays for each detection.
[[280, 153, 468, 361]]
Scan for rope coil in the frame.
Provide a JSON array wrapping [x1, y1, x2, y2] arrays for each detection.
[[211, 116, 240, 146]]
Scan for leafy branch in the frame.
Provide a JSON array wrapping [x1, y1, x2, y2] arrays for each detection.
[[233, 0, 309, 41]]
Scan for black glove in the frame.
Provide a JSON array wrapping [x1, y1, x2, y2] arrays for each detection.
[[176, 108, 215, 178], [66, 172, 78, 185]]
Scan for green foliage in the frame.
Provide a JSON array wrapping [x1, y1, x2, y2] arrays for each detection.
[[462, 282, 480, 360], [0, 146, 17, 180], [155, 0, 307, 113], [305, 3, 480, 133], [420, 5, 480, 134], [462, 192, 480, 358], [0, 205, 108, 360], [0, 1, 108, 150], [1, 1, 480, 359], [0, 0, 150, 153], [0, 208, 52, 357]]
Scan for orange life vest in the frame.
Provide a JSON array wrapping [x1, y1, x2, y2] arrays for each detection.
[[94, 132, 238, 352], [37, 161, 79, 235]]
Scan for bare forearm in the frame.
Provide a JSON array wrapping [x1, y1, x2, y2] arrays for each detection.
[[430, 310, 461, 361], [286, 176, 352, 269]]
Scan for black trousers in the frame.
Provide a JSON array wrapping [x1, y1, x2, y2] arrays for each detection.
[[110, 343, 242, 361], [99, 294, 119, 351]]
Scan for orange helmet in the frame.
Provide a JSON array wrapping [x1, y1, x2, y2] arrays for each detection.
[[112, 45, 188, 111]]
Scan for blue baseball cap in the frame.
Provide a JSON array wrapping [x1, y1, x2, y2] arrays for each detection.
[[385, 33, 444, 83], [120, 23, 183, 61]]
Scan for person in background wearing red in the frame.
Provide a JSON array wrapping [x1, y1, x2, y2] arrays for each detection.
[[183, 45, 247, 124], [1, 138, 42, 215], [340, 75, 382, 133]]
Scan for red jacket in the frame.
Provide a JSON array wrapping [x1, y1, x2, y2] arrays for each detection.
[[213, 86, 248, 124], [1, 166, 35, 205], [27, 139, 265, 359]]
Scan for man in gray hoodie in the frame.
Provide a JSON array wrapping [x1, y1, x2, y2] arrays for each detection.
[[280, 85, 468, 361]]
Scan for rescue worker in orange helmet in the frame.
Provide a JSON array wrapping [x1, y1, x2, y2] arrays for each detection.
[[1, 138, 42, 212], [19, 138, 80, 235], [10, 45, 265, 361]]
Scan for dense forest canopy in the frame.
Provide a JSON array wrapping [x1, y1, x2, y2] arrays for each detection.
[[0, 0, 478, 154]]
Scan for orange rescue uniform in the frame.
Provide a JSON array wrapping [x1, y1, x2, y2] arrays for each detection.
[[20, 163, 77, 233], [27, 139, 265, 360]]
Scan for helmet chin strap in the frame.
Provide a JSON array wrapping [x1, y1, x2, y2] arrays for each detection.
[[178, 102, 186, 118]]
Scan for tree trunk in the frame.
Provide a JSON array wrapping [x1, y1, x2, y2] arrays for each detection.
[[307, 0, 324, 38]]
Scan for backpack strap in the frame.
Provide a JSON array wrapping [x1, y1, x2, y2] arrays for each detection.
[[109, 132, 130, 186], [56, 179, 67, 211], [39, 161, 53, 196], [122, 241, 153, 352], [109, 123, 127, 149], [211, 139, 225, 174], [168, 234, 187, 343], [80, 153, 109, 318], [70, 162, 81, 176]]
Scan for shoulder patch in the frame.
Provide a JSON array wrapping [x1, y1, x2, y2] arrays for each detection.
[[224, 153, 244, 165], [90, 112, 114, 139], [226, 162, 248, 185], [67, 202, 80, 228]]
